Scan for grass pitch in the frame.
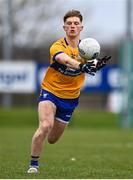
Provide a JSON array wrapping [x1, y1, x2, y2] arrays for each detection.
[[0, 108, 133, 179]]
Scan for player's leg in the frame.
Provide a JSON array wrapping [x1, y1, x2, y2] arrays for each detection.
[[47, 119, 68, 144], [47, 104, 75, 144], [47, 96, 79, 144], [31, 101, 56, 155], [27, 100, 56, 173]]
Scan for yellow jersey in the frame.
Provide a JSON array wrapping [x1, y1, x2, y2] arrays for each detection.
[[41, 37, 85, 99]]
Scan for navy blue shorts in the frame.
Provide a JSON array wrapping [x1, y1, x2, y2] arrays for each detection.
[[38, 89, 79, 123]]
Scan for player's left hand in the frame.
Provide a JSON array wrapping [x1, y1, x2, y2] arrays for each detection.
[[96, 56, 111, 70]]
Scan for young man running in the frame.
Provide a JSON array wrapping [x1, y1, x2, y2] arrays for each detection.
[[27, 9, 110, 173]]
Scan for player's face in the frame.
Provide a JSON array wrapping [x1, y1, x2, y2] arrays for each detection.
[[63, 17, 83, 38]]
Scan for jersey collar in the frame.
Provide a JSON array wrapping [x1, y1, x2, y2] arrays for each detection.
[[64, 37, 69, 46], [64, 37, 81, 47]]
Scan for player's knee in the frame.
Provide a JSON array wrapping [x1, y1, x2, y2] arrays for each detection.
[[33, 122, 53, 142], [40, 119, 53, 133], [47, 137, 58, 144]]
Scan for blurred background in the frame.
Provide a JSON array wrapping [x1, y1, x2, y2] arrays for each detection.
[[0, 0, 133, 127]]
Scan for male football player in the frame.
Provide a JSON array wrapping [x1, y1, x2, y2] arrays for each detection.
[[27, 9, 111, 173]]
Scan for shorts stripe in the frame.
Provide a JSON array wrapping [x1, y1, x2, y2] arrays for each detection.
[[55, 117, 69, 124]]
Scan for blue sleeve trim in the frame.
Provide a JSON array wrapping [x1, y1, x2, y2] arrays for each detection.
[[53, 51, 64, 61]]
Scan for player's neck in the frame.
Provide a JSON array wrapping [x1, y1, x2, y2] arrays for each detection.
[[66, 36, 80, 48]]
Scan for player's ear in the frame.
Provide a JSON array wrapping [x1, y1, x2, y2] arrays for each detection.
[[80, 25, 83, 31], [63, 25, 66, 31]]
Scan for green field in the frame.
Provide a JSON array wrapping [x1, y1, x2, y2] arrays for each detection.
[[0, 108, 133, 179]]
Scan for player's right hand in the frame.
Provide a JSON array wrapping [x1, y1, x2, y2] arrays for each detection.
[[79, 61, 96, 76]]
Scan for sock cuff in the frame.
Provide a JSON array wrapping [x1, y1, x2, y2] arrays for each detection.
[[31, 155, 39, 159]]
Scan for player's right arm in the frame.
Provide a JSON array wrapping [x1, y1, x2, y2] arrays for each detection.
[[55, 53, 80, 70], [50, 42, 96, 75], [55, 53, 96, 75]]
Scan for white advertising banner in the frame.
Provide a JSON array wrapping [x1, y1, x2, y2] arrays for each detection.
[[0, 61, 36, 93]]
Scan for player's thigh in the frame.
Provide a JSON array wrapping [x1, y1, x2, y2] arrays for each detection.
[[47, 119, 68, 143], [38, 101, 56, 127]]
